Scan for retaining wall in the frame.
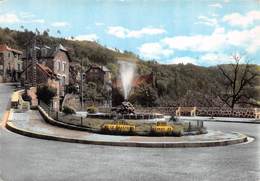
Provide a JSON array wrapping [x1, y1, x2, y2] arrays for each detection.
[[124, 107, 257, 118]]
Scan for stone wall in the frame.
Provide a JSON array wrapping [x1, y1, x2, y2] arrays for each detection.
[[128, 107, 257, 118], [196, 107, 256, 118]]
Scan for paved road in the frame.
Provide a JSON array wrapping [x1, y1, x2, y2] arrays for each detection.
[[0, 83, 14, 123], [0, 84, 259, 181]]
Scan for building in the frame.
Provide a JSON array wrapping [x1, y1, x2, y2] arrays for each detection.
[[21, 63, 60, 111], [85, 64, 111, 85], [23, 44, 70, 96], [0, 44, 23, 82], [85, 65, 112, 107]]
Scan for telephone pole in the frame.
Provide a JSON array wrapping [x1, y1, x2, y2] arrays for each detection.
[[80, 59, 84, 110], [32, 38, 37, 86]]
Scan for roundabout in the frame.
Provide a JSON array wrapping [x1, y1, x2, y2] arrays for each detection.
[[5, 108, 249, 148], [0, 82, 259, 181]]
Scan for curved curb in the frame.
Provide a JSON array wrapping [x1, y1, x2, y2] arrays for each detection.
[[6, 121, 248, 148], [38, 106, 97, 132]]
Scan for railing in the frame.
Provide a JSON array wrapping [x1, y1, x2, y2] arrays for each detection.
[[39, 101, 87, 128]]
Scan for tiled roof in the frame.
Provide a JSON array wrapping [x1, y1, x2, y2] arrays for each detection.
[[132, 74, 154, 87], [0, 44, 23, 54], [21, 63, 57, 79], [112, 73, 154, 88], [86, 64, 110, 73], [37, 63, 57, 79], [21, 44, 71, 61]]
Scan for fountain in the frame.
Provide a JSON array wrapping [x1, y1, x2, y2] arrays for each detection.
[[119, 61, 136, 100], [76, 60, 206, 136], [110, 60, 163, 119]]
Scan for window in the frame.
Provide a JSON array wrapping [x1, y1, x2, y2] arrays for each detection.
[[62, 76, 66, 85], [62, 62, 65, 72], [0, 53, 3, 63], [56, 60, 61, 71]]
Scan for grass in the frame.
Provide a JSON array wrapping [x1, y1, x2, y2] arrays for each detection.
[[57, 113, 205, 136]]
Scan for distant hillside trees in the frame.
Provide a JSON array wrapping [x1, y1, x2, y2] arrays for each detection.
[[0, 27, 259, 108]]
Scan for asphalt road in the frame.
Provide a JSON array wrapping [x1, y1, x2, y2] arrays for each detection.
[[0, 83, 259, 181]]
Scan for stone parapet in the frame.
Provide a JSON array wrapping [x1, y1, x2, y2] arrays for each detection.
[[134, 107, 258, 118]]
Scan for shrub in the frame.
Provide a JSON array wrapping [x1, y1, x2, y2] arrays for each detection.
[[22, 92, 32, 103], [36, 85, 57, 105], [62, 106, 76, 115], [87, 106, 98, 113], [172, 129, 184, 137], [66, 84, 78, 94]]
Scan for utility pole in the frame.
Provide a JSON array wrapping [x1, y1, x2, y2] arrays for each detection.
[[80, 59, 84, 110], [32, 38, 37, 87], [25, 46, 28, 83]]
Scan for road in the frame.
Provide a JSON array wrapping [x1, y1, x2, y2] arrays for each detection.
[[0, 83, 259, 181]]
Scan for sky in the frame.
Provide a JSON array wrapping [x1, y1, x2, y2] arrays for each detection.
[[0, 0, 260, 66]]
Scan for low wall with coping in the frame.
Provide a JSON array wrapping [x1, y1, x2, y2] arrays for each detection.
[[107, 106, 258, 118]]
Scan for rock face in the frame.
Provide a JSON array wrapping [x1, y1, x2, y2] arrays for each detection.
[[62, 94, 81, 111], [112, 101, 135, 115]]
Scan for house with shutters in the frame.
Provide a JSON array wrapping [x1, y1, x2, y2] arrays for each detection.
[[22, 44, 70, 97], [0, 44, 23, 82]]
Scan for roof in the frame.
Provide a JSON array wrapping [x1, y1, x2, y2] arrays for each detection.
[[37, 63, 57, 79], [102, 66, 110, 72], [132, 73, 154, 87], [113, 73, 154, 88], [21, 44, 71, 62], [0, 44, 23, 54], [21, 63, 58, 79], [57, 44, 67, 52], [86, 64, 110, 73]]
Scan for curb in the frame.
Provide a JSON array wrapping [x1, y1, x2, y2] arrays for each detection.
[[6, 119, 248, 148]]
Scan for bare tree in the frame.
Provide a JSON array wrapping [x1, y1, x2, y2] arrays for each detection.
[[217, 53, 259, 109]]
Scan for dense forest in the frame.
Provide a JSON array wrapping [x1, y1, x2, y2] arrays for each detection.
[[0, 27, 259, 108]]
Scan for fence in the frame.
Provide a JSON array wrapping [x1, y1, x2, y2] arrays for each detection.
[[39, 101, 93, 128]]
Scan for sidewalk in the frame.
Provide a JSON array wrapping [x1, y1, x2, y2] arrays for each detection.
[[0, 111, 9, 128], [5, 109, 248, 148]]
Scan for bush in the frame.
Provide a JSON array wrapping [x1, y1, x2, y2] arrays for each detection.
[[37, 85, 57, 105], [22, 92, 32, 103], [172, 129, 184, 137], [62, 106, 76, 115], [87, 106, 98, 113], [66, 84, 78, 94]]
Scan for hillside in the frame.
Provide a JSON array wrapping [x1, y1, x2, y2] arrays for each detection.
[[0, 27, 259, 107]]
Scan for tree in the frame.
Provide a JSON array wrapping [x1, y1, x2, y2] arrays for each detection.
[[156, 79, 168, 97], [84, 82, 97, 103], [37, 85, 57, 105], [131, 83, 158, 107], [217, 54, 259, 109]]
